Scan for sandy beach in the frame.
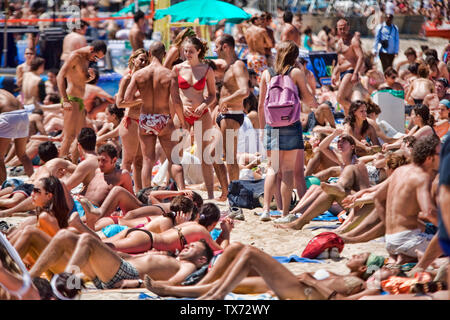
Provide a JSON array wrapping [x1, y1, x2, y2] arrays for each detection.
[[2, 35, 448, 300]]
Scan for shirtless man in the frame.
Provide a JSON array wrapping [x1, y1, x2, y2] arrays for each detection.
[[244, 15, 274, 83], [383, 135, 440, 265], [29, 229, 213, 290], [423, 78, 450, 111], [16, 47, 35, 92], [129, 10, 146, 52], [405, 64, 435, 106], [60, 20, 88, 65], [0, 130, 96, 218], [260, 12, 276, 67], [214, 34, 250, 197], [80, 143, 133, 229], [120, 41, 185, 190], [280, 10, 301, 46], [333, 19, 365, 115], [57, 40, 107, 161], [0, 90, 34, 184], [21, 57, 46, 108]]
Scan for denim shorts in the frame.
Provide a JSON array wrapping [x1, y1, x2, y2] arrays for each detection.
[[264, 121, 304, 151]]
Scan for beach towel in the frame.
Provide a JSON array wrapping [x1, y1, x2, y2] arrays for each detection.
[[301, 232, 345, 259], [272, 255, 324, 264], [312, 211, 340, 222], [138, 292, 278, 300]]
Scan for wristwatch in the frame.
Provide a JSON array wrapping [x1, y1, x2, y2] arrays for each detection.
[[137, 279, 143, 287]]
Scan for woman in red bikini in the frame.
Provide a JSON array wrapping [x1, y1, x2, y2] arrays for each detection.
[[171, 36, 217, 199], [116, 49, 149, 193]]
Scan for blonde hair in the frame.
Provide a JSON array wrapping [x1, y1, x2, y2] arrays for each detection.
[[173, 28, 197, 48], [275, 41, 299, 75], [128, 48, 149, 70]]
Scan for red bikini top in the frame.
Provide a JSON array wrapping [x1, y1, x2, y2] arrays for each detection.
[[177, 67, 209, 90]]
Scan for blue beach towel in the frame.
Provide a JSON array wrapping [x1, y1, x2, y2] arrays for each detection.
[[272, 255, 323, 264], [312, 211, 339, 221]]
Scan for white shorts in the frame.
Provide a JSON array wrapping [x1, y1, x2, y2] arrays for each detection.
[[0, 110, 29, 139], [385, 229, 433, 258]]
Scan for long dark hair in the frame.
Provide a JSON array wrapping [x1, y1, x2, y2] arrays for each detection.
[[413, 104, 435, 127], [40, 176, 69, 229], [345, 100, 370, 136]]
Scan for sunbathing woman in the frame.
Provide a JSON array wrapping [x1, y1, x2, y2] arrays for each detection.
[[79, 185, 202, 231], [343, 100, 381, 156], [8, 176, 94, 273], [98, 195, 195, 240], [171, 36, 217, 199], [286, 131, 358, 220], [116, 48, 149, 192], [104, 203, 230, 255], [144, 244, 396, 300], [383, 104, 436, 152]]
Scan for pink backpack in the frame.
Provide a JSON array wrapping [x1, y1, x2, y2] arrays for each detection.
[[264, 67, 301, 127]]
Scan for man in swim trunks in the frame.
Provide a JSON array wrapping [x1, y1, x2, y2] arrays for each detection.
[[383, 135, 441, 265], [57, 40, 107, 162], [244, 15, 274, 83], [121, 41, 185, 190], [213, 34, 250, 200], [0, 89, 34, 184], [333, 19, 365, 115], [29, 230, 214, 290]]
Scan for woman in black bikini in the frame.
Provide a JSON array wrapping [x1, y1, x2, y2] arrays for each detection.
[[105, 203, 230, 255]]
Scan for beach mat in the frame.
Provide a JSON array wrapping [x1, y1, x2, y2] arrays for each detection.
[[272, 255, 323, 264], [306, 224, 341, 231]]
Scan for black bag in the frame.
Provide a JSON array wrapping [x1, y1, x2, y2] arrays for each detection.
[[227, 179, 265, 209], [381, 39, 389, 49]]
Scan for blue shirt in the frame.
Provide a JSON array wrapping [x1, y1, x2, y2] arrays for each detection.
[[373, 23, 399, 55]]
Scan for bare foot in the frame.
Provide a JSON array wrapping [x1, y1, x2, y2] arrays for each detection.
[[321, 182, 346, 198], [274, 221, 305, 230], [78, 197, 100, 230], [144, 274, 170, 297], [214, 193, 228, 202]]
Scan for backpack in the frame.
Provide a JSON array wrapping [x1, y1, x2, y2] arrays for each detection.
[[264, 67, 302, 127], [227, 179, 265, 209], [301, 232, 344, 259]]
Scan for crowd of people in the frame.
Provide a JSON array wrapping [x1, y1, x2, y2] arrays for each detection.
[[0, 2, 449, 301]]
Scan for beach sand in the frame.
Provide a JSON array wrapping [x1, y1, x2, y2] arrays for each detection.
[[2, 36, 447, 300]]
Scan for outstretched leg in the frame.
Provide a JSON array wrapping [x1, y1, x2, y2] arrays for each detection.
[[199, 245, 308, 300]]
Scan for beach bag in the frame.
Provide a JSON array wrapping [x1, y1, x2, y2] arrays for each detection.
[[227, 179, 265, 209], [301, 232, 344, 259], [264, 67, 301, 127]]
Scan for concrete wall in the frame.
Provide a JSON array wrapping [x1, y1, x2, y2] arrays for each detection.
[[302, 14, 425, 36]]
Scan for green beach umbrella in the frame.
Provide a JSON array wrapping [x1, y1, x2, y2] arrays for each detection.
[[112, 0, 151, 16], [153, 0, 252, 25]]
